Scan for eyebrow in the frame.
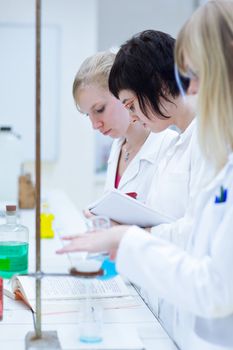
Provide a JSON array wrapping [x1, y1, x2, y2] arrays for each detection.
[[77, 102, 104, 115], [90, 102, 104, 112], [122, 98, 130, 105]]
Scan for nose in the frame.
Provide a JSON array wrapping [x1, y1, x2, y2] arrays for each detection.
[[187, 78, 199, 95], [129, 113, 140, 123], [89, 115, 104, 130], [92, 120, 104, 130]]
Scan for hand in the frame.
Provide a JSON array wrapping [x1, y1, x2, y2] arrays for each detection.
[[83, 209, 95, 219], [56, 225, 130, 257], [83, 209, 119, 227]]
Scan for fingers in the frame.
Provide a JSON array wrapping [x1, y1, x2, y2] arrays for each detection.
[[56, 238, 88, 254], [109, 249, 117, 260], [61, 235, 76, 240], [56, 234, 97, 254], [83, 209, 94, 219], [56, 244, 80, 254], [110, 219, 120, 227], [61, 234, 84, 240]]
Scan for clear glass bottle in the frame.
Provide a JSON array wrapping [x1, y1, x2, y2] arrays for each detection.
[[0, 205, 29, 278], [0, 126, 22, 202]]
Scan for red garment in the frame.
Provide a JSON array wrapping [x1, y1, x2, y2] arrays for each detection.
[[126, 192, 137, 199], [115, 171, 121, 189], [115, 168, 137, 199]]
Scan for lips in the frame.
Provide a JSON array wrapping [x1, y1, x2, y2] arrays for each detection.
[[102, 129, 112, 135]]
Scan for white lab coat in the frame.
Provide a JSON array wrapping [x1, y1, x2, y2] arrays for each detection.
[[141, 119, 211, 330], [104, 129, 176, 202], [146, 119, 204, 221], [116, 153, 233, 350]]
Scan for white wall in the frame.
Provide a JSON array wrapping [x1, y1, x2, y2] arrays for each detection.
[[97, 0, 195, 50], [0, 0, 201, 210], [0, 0, 97, 210]]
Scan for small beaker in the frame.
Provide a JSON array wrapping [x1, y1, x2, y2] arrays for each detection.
[[79, 279, 103, 343], [78, 216, 110, 344], [86, 215, 110, 232]]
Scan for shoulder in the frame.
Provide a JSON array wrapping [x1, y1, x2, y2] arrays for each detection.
[[147, 128, 177, 146]]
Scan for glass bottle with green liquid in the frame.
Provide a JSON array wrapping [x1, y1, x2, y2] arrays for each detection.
[[0, 205, 29, 278]]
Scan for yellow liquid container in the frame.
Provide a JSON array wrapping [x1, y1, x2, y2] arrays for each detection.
[[40, 204, 55, 239]]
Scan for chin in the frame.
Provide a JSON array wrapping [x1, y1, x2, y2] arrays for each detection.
[[108, 131, 118, 138], [151, 126, 167, 133]]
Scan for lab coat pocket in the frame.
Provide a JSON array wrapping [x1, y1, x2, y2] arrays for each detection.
[[203, 200, 228, 239], [210, 200, 228, 221]]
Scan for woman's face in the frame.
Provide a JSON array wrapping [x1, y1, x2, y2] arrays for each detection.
[[118, 90, 175, 133], [76, 84, 131, 138]]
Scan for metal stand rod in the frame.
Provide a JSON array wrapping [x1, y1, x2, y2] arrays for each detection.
[[25, 1, 61, 348], [35, 0, 41, 338]]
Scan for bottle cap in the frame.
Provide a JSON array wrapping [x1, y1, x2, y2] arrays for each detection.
[[6, 205, 17, 212]]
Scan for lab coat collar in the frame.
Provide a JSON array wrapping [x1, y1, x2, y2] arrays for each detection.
[[176, 118, 196, 145], [118, 133, 159, 189], [135, 132, 163, 164], [107, 133, 159, 165], [107, 137, 124, 165]]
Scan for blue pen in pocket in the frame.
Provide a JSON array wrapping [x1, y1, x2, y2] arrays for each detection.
[[215, 186, 228, 204]]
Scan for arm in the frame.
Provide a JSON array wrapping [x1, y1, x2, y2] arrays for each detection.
[[117, 207, 233, 318], [56, 205, 233, 318]]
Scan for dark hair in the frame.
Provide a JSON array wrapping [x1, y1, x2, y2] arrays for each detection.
[[109, 30, 189, 119]]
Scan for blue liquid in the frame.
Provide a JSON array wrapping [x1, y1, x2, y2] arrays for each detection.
[[0, 241, 28, 278], [99, 257, 117, 280], [79, 335, 102, 343]]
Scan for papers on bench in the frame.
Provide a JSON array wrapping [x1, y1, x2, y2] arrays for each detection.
[[4, 275, 130, 311]]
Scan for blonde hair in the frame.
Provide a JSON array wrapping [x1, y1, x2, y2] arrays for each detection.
[[72, 51, 116, 100], [175, 0, 233, 171]]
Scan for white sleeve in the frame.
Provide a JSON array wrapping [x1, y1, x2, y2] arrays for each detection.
[[116, 212, 233, 318], [150, 215, 192, 248]]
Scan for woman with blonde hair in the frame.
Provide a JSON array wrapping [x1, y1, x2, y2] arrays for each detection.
[[73, 51, 176, 202], [58, 1, 233, 349]]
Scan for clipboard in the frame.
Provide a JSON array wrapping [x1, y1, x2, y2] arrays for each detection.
[[88, 189, 172, 227]]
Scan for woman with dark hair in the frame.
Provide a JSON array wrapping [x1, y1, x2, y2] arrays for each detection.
[[109, 30, 208, 228], [109, 30, 189, 123]]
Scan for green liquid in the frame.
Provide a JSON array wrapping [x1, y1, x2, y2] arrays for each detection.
[[0, 241, 28, 278]]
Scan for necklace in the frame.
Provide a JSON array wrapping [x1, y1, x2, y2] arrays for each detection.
[[124, 149, 130, 162], [122, 140, 134, 163], [122, 132, 150, 163]]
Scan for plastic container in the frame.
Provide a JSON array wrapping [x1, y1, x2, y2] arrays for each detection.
[[40, 203, 55, 239], [0, 205, 29, 278], [0, 126, 22, 203]]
